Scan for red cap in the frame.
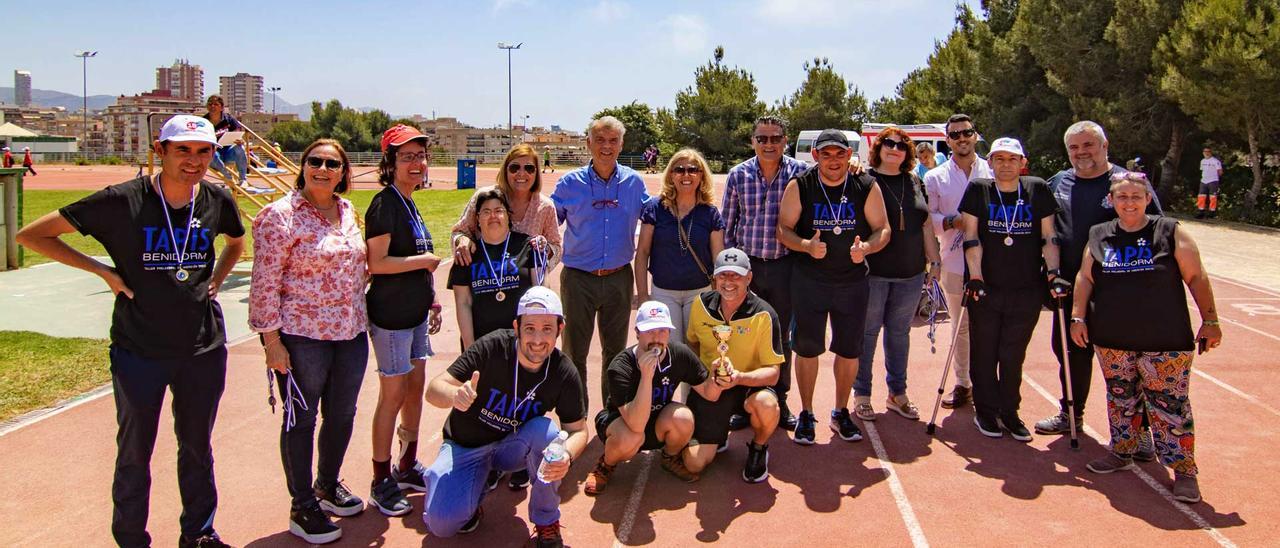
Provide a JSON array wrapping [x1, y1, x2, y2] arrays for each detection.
[[380, 124, 428, 153]]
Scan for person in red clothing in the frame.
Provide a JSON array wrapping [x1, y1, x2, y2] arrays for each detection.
[[22, 147, 36, 176], [2, 146, 13, 168]]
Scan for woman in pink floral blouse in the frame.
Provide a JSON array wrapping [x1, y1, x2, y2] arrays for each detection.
[[249, 139, 369, 543], [450, 143, 561, 272]]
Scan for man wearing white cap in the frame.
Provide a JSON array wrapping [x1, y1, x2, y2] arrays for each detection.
[[16, 114, 245, 548], [421, 286, 585, 547], [584, 301, 720, 495], [957, 137, 1064, 441], [2, 146, 12, 168]]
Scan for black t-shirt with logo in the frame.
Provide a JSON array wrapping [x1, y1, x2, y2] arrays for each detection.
[[59, 176, 245, 358], [606, 341, 709, 416], [1049, 165, 1162, 279], [959, 176, 1058, 290], [447, 231, 535, 340], [869, 170, 929, 278], [443, 329, 584, 448], [791, 166, 875, 282], [1087, 216, 1193, 351], [365, 186, 435, 330]]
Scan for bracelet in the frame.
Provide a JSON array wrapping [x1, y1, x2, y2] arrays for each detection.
[[1202, 319, 1220, 326], [1070, 317, 1086, 324]]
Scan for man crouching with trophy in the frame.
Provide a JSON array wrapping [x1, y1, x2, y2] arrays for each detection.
[[683, 248, 785, 483]]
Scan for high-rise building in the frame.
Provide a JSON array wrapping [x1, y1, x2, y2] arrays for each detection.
[[14, 70, 32, 107], [155, 59, 204, 102], [218, 73, 264, 114], [102, 89, 203, 157]]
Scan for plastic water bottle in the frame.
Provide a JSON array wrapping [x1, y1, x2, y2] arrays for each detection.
[[538, 430, 570, 483]]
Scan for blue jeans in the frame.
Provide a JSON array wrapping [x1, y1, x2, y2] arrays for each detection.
[[211, 144, 247, 184], [368, 318, 432, 377], [422, 416, 562, 536], [856, 272, 925, 397], [277, 332, 369, 508]]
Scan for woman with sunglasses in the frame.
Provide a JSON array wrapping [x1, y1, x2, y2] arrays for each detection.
[[451, 143, 560, 273], [448, 187, 538, 349], [364, 125, 444, 517], [250, 139, 368, 543], [854, 128, 942, 423], [634, 148, 724, 337]]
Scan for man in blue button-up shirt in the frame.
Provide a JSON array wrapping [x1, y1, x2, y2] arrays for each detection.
[[552, 115, 651, 410]]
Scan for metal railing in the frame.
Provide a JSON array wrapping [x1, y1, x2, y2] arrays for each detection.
[[41, 150, 666, 170]]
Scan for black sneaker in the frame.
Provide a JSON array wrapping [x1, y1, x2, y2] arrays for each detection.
[[178, 533, 230, 548], [289, 502, 342, 544], [728, 413, 750, 430], [1195, 210, 1206, 219], [793, 410, 816, 445], [974, 414, 1003, 438], [1034, 412, 1083, 435], [368, 476, 412, 517], [829, 408, 864, 442], [459, 507, 483, 534], [1134, 429, 1157, 462], [485, 469, 504, 492], [1001, 415, 1032, 442], [508, 469, 531, 490], [393, 461, 428, 493], [315, 479, 364, 517], [742, 442, 770, 483], [778, 400, 798, 432]]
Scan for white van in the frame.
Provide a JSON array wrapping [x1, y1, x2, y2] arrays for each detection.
[[794, 123, 984, 166], [793, 129, 861, 165]]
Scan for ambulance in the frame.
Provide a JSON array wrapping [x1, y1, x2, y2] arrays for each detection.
[[794, 123, 984, 165]]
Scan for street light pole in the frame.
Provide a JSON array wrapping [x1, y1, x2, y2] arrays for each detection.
[[268, 86, 282, 123], [74, 51, 98, 159], [497, 42, 522, 143]]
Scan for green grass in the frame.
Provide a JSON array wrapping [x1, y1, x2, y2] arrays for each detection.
[[20, 188, 475, 266], [0, 331, 111, 422]]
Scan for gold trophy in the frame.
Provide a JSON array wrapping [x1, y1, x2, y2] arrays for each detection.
[[712, 325, 733, 380]]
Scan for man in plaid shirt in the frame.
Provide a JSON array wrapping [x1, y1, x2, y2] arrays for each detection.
[[720, 115, 809, 431]]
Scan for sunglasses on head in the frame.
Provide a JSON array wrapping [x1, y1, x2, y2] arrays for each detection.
[[880, 138, 911, 151], [306, 157, 343, 170], [947, 128, 977, 140], [753, 135, 785, 145], [672, 165, 702, 175], [507, 163, 537, 174]]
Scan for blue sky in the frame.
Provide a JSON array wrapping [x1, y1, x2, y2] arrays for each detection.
[[10, 0, 976, 129]]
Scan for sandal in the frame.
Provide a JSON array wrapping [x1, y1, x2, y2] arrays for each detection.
[[886, 395, 920, 420], [854, 399, 877, 422]]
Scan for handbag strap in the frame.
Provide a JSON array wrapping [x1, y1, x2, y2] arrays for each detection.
[[676, 209, 712, 282]]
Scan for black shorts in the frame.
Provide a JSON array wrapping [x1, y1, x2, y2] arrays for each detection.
[[791, 269, 870, 359], [687, 385, 776, 446], [1198, 181, 1220, 196], [594, 409, 665, 452]]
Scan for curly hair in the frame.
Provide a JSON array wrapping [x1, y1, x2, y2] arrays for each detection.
[[869, 126, 917, 173], [659, 148, 715, 213]]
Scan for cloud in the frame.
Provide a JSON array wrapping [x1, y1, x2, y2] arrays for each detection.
[[664, 14, 709, 54], [591, 0, 630, 22]]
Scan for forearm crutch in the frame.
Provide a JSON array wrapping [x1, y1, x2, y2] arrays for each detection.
[[1055, 296, 1080, 450], [926, 298, 969, 436]]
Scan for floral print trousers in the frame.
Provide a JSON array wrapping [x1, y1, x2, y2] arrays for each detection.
[[1095, 346, 1198, 476]]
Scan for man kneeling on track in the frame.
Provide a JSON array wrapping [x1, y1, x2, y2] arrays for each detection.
[[682, 249, 784, 483], [585, 301, 722, 494]]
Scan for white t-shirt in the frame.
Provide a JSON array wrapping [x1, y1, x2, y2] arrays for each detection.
[[1200, 157, 1222, 183]]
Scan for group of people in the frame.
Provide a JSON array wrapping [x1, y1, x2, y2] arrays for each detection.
[[13, 109, 1224, 547], [2, 144, 36, 175]]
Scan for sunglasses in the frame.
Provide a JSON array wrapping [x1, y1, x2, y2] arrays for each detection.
[[592, 199, 620, 210], [947, 128, 977, 140], [672, 165, 702, 175], [880, 138, 911, 151], [507, 163, 537, 174], [306, 157, 343, 170], [753, 135, 785, 145]]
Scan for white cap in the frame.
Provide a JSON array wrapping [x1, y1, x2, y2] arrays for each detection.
[[634, 301, 676, 332], [158, 115, 217, 145], [989, 137, 1025, 157], [516, 286, 563, 318], [713, 248, 751, 276]]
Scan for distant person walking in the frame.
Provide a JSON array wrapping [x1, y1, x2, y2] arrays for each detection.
[[543, 148, 554, 173], [644, 144, 659, 174], [1196, 147, 1223, 219], [2, 146, 13, 168], [22, 146, 36, 176]]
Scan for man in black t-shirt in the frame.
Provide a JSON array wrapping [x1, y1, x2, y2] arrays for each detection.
[[16, 114, 245, 548], [421, 287, 585, 547], [584, 301, 718, 495]]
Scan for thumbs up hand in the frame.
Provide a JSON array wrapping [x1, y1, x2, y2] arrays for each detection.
[[455, 370, 481, 412], [849, 235, 869, 263], [806, 232, 828, 259]]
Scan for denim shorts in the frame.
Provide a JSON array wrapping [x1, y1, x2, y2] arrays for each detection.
[[368, 318, 432, 377]]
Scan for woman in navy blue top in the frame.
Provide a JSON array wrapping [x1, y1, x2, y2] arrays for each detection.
[[633, 148, 725, 338]]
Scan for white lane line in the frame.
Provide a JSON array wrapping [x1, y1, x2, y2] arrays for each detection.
[[1218, 316, 1280, 343], [1192, 369, 1280, 419], [1022, 374, 1237, 548], [612, 451, 656, 547], [1216, 276, 1280, 298], [864, 421, 930, 548]]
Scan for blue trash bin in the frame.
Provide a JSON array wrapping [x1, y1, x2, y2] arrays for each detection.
[[457, 159, 477, 189]]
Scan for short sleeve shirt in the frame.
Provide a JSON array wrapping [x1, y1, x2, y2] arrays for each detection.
[[447, 232, 535, 340], [959, 177, 1058, 289], [641, 201, 723, 291], [365, 186, 435, 330], [1200, 157, 1222, 183], [686, 290, 784, 376], [606, 342, 709, 415]]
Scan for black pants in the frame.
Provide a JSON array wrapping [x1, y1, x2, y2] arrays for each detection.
[[1049, 295, 1095, 415], [278, 333, 369, 508], [968, 287, 1041, 419], [748, 254, 793, 401], [109, 345, 227, 548]]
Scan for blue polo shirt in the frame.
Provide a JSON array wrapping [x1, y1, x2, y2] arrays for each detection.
[[551, 161, 651, 271]]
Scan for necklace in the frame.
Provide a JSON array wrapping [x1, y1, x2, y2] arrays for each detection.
[[819, 176, 850, 235], [152, 175, 197, 282], [883, 173, 908, 232], [993, 181, 1023, 247], [510, 339, 551, 422]]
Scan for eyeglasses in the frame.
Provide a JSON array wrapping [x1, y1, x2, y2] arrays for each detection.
[[880, 138, 911, 151], [753, 135, 785, 145], [672, 165, 702, 175], [507, 163, 537, 174], [947, 128, 977, 140], [397, 152, 429, 163], [478, 208, 509, 217], [592, 199, 620, 209], [306, 157, 343, 170]]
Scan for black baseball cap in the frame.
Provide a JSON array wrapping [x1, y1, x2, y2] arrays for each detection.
[[814, 129, 850, 151]]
